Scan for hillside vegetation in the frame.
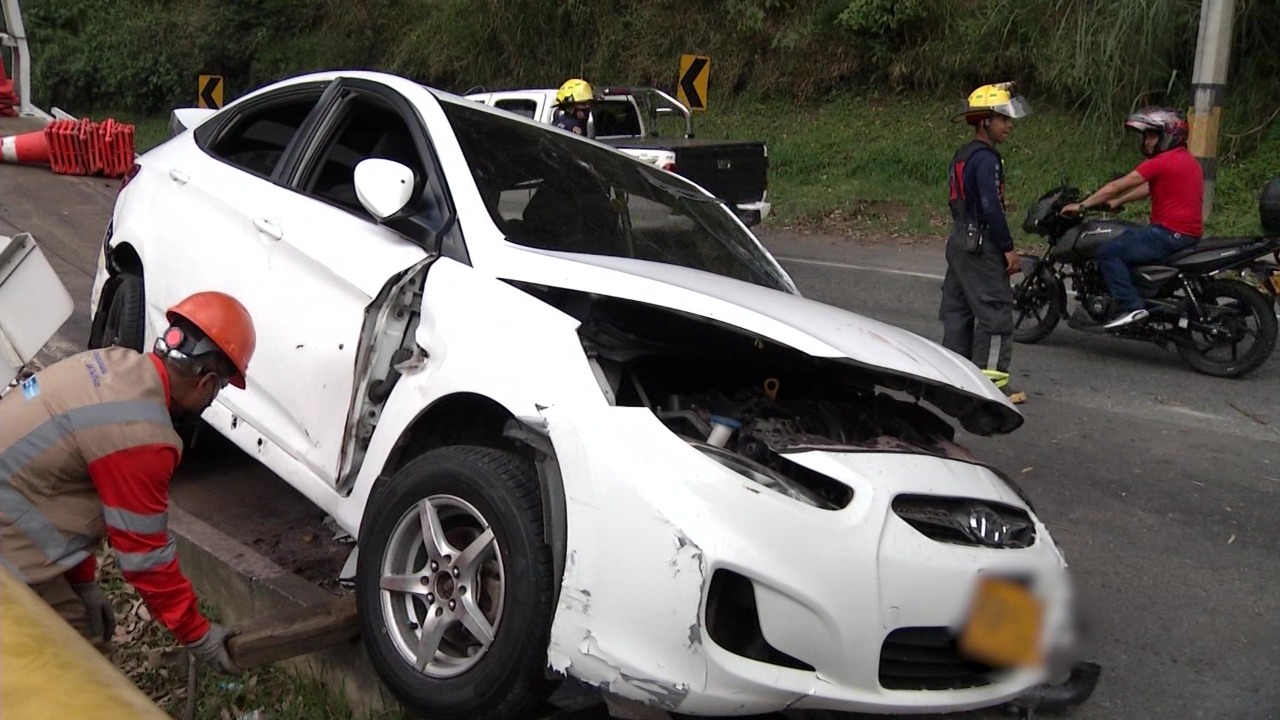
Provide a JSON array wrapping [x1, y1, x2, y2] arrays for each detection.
[[15, 0, 1280, 236]]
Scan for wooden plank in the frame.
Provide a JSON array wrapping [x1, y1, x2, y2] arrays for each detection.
[[226, 597, 360, 669]]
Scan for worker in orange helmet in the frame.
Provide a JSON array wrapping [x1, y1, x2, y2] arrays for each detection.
[[0, 291, 255, 675]]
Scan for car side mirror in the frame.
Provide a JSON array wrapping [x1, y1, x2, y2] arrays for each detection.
[[354, 159, 416, 220]]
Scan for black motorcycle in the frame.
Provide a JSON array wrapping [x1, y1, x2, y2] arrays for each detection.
[[1012, 186, 1280, 378]]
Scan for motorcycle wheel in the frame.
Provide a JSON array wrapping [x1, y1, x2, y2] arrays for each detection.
[[1176, 279, 1278, 378], [1011, 257, 1062, 344]]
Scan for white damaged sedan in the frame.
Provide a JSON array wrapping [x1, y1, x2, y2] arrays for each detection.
[[88, 70, 1098, 719]]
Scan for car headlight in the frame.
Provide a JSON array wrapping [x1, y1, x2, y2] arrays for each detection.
[[690, 440, 841, 510]]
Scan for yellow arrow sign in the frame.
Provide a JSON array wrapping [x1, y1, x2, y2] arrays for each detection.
[[677, 54, 710, 112], [198, 74, 224, 110]]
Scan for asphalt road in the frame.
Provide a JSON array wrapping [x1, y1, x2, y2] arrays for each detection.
[[2, 120, 1276, 718]]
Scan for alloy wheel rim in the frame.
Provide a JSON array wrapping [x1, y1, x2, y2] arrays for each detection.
[[378, 494, 505, 678]]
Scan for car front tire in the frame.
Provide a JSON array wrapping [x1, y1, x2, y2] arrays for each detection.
[[356, 446, 556, 720]]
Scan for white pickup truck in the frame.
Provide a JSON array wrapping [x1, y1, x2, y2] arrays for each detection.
[[465, 86, 772, 226]]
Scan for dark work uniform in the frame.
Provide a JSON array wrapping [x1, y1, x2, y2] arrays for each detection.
[[553, 112, 585, 135], [939, 139, 1015, 376]]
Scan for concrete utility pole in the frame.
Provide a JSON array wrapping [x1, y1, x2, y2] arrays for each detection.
[[1188, 0, 1237, 221]]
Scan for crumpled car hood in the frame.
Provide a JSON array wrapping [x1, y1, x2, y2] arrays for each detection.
[[494, 247, 1022, 435]]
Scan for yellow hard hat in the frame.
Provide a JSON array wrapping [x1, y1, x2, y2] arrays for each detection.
[[556, 78, 596, 106], [952, 82, 1032, 123]]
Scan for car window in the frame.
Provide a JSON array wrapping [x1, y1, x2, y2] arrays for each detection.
[[439, 98, 792, 293], [495, 99, 538, 119], [204, 95, 320, 178], [301, 96, 428, 217], [593, 100, 642, 137]]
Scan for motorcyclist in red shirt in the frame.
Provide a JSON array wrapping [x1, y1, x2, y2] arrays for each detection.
[[1062, 108, 1204, 329]]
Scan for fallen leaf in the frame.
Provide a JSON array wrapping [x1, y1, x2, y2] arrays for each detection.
[[302, 533, 317, 543]]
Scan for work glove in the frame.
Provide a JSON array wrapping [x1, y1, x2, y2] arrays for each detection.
[[186, 622, 242, 675], [70, 581, 116, 644]]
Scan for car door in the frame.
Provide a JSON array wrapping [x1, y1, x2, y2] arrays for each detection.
[[143, 81, 333, 453], [245, 78, 453, 486], [148, 79, 449, 486]]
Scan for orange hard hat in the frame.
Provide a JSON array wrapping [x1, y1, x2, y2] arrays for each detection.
[[165, 291, 256, 389]]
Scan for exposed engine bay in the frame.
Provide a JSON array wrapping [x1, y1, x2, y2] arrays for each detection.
[[519, 285, 982, 509]]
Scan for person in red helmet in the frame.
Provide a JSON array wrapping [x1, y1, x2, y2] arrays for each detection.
[[0, 291, 255, 674], [1063, 108, 1204, 329]]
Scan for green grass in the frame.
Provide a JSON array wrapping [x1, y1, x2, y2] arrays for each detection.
[[699, 94, 1279, 242], [94, 94, 1277, 245], [98, 549, 408, 720], [184, 663, 410, 720]]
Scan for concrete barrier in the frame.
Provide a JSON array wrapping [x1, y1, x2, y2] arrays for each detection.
[[169, 505, 404, 719]]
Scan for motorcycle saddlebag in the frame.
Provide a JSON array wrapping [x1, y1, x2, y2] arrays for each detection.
[[1261, 176, 1280, 236]]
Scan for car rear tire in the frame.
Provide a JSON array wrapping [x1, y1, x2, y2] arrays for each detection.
[[356, 446, 555, 720], [92, 273, 146, 351]]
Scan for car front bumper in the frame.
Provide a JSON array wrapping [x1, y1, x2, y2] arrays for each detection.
[[542, 404, 1080, 716]]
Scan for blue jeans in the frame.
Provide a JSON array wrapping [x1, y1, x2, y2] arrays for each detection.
[[1096, 225, 1198, 311]]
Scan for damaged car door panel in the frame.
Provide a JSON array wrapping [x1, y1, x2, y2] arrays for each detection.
[[93, 70, 1099, 719]]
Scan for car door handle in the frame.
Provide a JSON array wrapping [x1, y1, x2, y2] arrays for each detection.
[[168, 168, 189, 184], [253, 217, 283, 240]]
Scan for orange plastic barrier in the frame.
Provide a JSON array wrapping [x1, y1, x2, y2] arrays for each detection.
[[2, 118, 136, 177], [0, 55, 16, 117]]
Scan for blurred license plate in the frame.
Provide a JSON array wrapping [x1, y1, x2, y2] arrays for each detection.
[[959, 577, 1043, 668]]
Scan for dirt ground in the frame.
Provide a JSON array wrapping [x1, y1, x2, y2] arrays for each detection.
[[173, 426, 354, 591]]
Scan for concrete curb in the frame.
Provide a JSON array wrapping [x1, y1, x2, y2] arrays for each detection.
[[168, 505, 405, 719]]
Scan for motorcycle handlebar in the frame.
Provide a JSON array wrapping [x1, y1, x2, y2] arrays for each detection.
[[1058, 205, 1112, 218]]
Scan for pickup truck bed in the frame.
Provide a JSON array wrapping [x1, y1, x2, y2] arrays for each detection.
[[597, 137, 768, 208]]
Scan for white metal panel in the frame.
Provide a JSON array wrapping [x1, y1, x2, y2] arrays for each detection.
[[334, 255, 609, 532], [484, 244, 1016, 412], [0, 233, 73, 385]]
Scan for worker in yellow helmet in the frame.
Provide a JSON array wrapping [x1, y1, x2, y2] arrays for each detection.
[[939, 82, 1032, 404], [553, 78, 597, 136]]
